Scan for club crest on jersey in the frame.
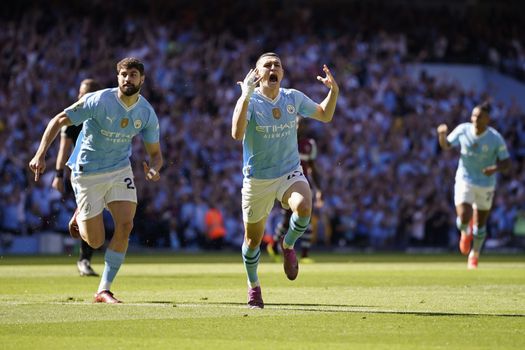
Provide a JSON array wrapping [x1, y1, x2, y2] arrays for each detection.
[[272, 108, 281, 119], [286, 104, 296, 114], [134, 120, 142, 129], [120, 118, 129, 128]]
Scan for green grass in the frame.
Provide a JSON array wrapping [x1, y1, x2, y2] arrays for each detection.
[[1, 253, 524, 349]]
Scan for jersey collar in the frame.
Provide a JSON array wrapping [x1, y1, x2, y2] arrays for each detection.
[[114, 90, 141, 111], [255, 88, 281, 105]]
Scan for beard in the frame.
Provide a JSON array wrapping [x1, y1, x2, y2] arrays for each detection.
[[120, 83, 141, 96]]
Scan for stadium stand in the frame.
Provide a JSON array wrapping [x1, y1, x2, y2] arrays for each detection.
[[1, 0, 524, 253]]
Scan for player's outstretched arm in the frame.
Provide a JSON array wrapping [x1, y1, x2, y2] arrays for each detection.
[[29, 111, 72, 181], [436, 124, 451, 150], [232, 68, 262, 140], [311, 65, 339, 123]]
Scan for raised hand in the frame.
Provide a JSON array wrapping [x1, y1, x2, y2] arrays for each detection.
[[237, 68, 263, 99], [316, 65, 339, 92], [437, 124, 448, 134]]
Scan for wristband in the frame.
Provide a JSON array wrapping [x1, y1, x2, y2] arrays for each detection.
[[146, 168, 158, 180], [55, 169, 64, 178]]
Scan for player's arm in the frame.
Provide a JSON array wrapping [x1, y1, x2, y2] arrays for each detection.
[[482, 157, 511, 176], [231, 95, 250, 141], [436, 124, 452, 150], [232, 68, 262, 140], [51, 129, 74, 193], [29, 111, 73, 181], [310, 65, 339, 123], [143, 142, 163, 181]]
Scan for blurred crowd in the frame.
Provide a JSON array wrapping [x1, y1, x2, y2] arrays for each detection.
[[1, 0, 524, 251]]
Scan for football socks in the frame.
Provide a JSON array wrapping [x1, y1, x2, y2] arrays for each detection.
[[472, 225, 487, 253], [242, 243, 260, 288], [284, 213, 310, 248], [456, 216, 469, 232], [97, 249, 125, 293]]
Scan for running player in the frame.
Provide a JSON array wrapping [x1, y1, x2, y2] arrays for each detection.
[[231, 52, 338, 308]]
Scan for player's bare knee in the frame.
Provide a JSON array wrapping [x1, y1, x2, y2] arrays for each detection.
[[116, 220, 134, 234]]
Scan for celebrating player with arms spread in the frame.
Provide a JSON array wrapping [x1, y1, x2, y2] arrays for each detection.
[[231, 52, 338, 309]]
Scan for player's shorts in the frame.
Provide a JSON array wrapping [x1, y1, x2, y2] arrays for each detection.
[[241, 166, 308, 223], [454, 179, 495, 211], [71, 166, 137, 221]]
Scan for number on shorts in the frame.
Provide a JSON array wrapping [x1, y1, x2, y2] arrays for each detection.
[[287, 170, 304, 180], [124, 177, 135, 189], [486, 191, 494, 202]]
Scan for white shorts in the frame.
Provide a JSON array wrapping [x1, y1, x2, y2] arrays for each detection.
[[454, 180, 495, 211], [241, 166, 308, 223], [71, 166, 137, 221]]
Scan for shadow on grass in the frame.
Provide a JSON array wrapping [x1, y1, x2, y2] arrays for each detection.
[[144, 301, 525, 318]]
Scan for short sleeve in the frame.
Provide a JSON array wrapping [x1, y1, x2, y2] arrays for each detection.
[[64, 92, 97, 126], [141, 110, 160, 144]]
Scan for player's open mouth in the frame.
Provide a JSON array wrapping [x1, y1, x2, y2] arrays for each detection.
[[269, 74, 278, 82]]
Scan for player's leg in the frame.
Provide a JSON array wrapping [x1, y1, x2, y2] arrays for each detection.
[[268, 208, 291, 260], [77, 214, 106, 248], [468, 209, 489, 269], [243, 219, 266, 309], [454, 180, 475, 255], [76, 188, 98, 276], [281, 181, 312, 247], [92, 200, 135, 303], [94, 167, 137, 303], [78, 215, 109, 292], [77, 240, 99, 276], [280, 180, 312, 280], [73, 178, 106, 250], [70, 172, 107, 247], [456, 203, 474, 255], [241, 177, 277, 309], [468, 187, 494, 269], [300, 216, 314, 262]]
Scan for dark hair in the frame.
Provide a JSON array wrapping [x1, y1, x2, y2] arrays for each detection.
[[477, 101, 492, 115], [80, 78, 101, 92], [256, 52, 280, 66], [116, 57, 145, 75]]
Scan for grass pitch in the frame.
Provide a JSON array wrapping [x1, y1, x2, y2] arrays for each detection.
[[0, 253, 524, 349]]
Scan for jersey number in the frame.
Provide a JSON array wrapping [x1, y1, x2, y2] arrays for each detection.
[[124, 177, 135, 189]]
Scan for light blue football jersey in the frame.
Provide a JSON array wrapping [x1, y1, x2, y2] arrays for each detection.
[[65, 88, 160, 176], [243, 88, 318, 179], [447, 123, 509, 187]]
